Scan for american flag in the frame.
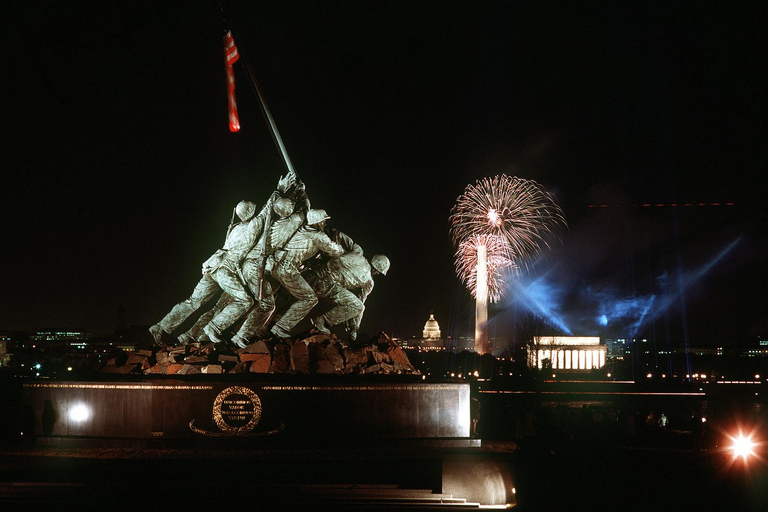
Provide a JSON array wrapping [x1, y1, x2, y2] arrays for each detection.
[[224, 30, 240, 132]]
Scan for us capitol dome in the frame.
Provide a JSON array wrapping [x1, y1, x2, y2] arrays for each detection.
[[418, 313, 445, 351], [422, 313, 441, 339]]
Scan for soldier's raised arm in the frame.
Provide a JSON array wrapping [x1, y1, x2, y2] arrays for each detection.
[[326, 228, 363, 254], [317, 232, 345, 258]]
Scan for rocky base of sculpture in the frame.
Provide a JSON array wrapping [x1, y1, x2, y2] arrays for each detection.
[[98, 331, 419, 377]]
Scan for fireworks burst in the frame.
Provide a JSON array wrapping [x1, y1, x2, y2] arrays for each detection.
[[450, 175, 566, 268], [455, 234, 517, 302]]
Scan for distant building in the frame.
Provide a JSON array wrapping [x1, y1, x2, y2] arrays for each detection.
[[488, 337, 506, 355], [31, 330, 92, 350], [606, 338, 727, 359], [605, 338, 631, 360], [0, 334, 9, 367], [31, 330, 92, 341], [679, 347, 722, 356], [529, 336, 606, 370], [449, 336, 475, 352], [419, 313, 445, 351], [422, 313, 441, 339], [741, 347, 768, 357], [396, 337, 418, 349]]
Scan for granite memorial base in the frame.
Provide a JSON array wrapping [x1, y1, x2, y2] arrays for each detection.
[[21, 380, 477, 447], [16, 380, 520, 506]]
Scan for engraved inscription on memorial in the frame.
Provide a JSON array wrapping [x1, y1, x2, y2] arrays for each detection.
[[213, 386, 261, 434], [190, 385, 282, 436]]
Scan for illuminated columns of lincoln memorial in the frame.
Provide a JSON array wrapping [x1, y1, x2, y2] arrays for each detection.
[[531, 337, 606, 370]]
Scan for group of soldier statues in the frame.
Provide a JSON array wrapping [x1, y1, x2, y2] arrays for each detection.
[[149, 173, 390, 349]]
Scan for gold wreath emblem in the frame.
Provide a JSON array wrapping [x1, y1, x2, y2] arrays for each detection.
[[212, 385, 262, 434], [189, 386, 282, 436]]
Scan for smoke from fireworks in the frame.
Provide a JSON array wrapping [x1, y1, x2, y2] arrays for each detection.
[[450, 175, 566, 267], [455, 234, 517, 302]]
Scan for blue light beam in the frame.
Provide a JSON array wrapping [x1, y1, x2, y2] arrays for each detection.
[[508, 276, 573, 335], [636, 237, 742, 330]]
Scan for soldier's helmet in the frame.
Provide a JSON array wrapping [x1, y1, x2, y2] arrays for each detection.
[[371, 254, 390, 276], [306, 209, 330, 226], [236, 200, 257, 222], [273, 197, 294, 219]]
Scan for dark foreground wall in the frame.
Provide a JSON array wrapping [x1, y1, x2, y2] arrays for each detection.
[[21, 380, 472, 444]]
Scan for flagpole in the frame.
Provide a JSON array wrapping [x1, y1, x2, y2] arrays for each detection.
[[219, 2, 297, 180]]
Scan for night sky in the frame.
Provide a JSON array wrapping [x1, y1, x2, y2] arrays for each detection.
[[2, 1, 765, 347]]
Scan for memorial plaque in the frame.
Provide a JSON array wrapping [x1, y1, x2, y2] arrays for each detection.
[[214, 386, 261, 433]]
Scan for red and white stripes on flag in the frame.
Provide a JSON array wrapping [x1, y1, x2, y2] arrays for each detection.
[[224, 30, 240, 132]]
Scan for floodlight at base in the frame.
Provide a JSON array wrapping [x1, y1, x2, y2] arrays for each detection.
[[69, 404, 91, 422], [442, 454, 516, 507]]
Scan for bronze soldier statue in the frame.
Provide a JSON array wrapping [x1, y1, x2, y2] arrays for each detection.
[[149, 175, 293, 346], [268, 208, 345, 339], [306, 242, 389, 341], [232, 190, 308, 346]]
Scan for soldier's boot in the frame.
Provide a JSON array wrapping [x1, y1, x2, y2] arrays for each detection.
[[270, 324, 292, 341], [311, 316, 331, 335], [231, 334, 249, 349], [149, 324, 169, 347], [176, 332, 195, 346], [203, 324, 226, 344], [252, 326, 272, 340]]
